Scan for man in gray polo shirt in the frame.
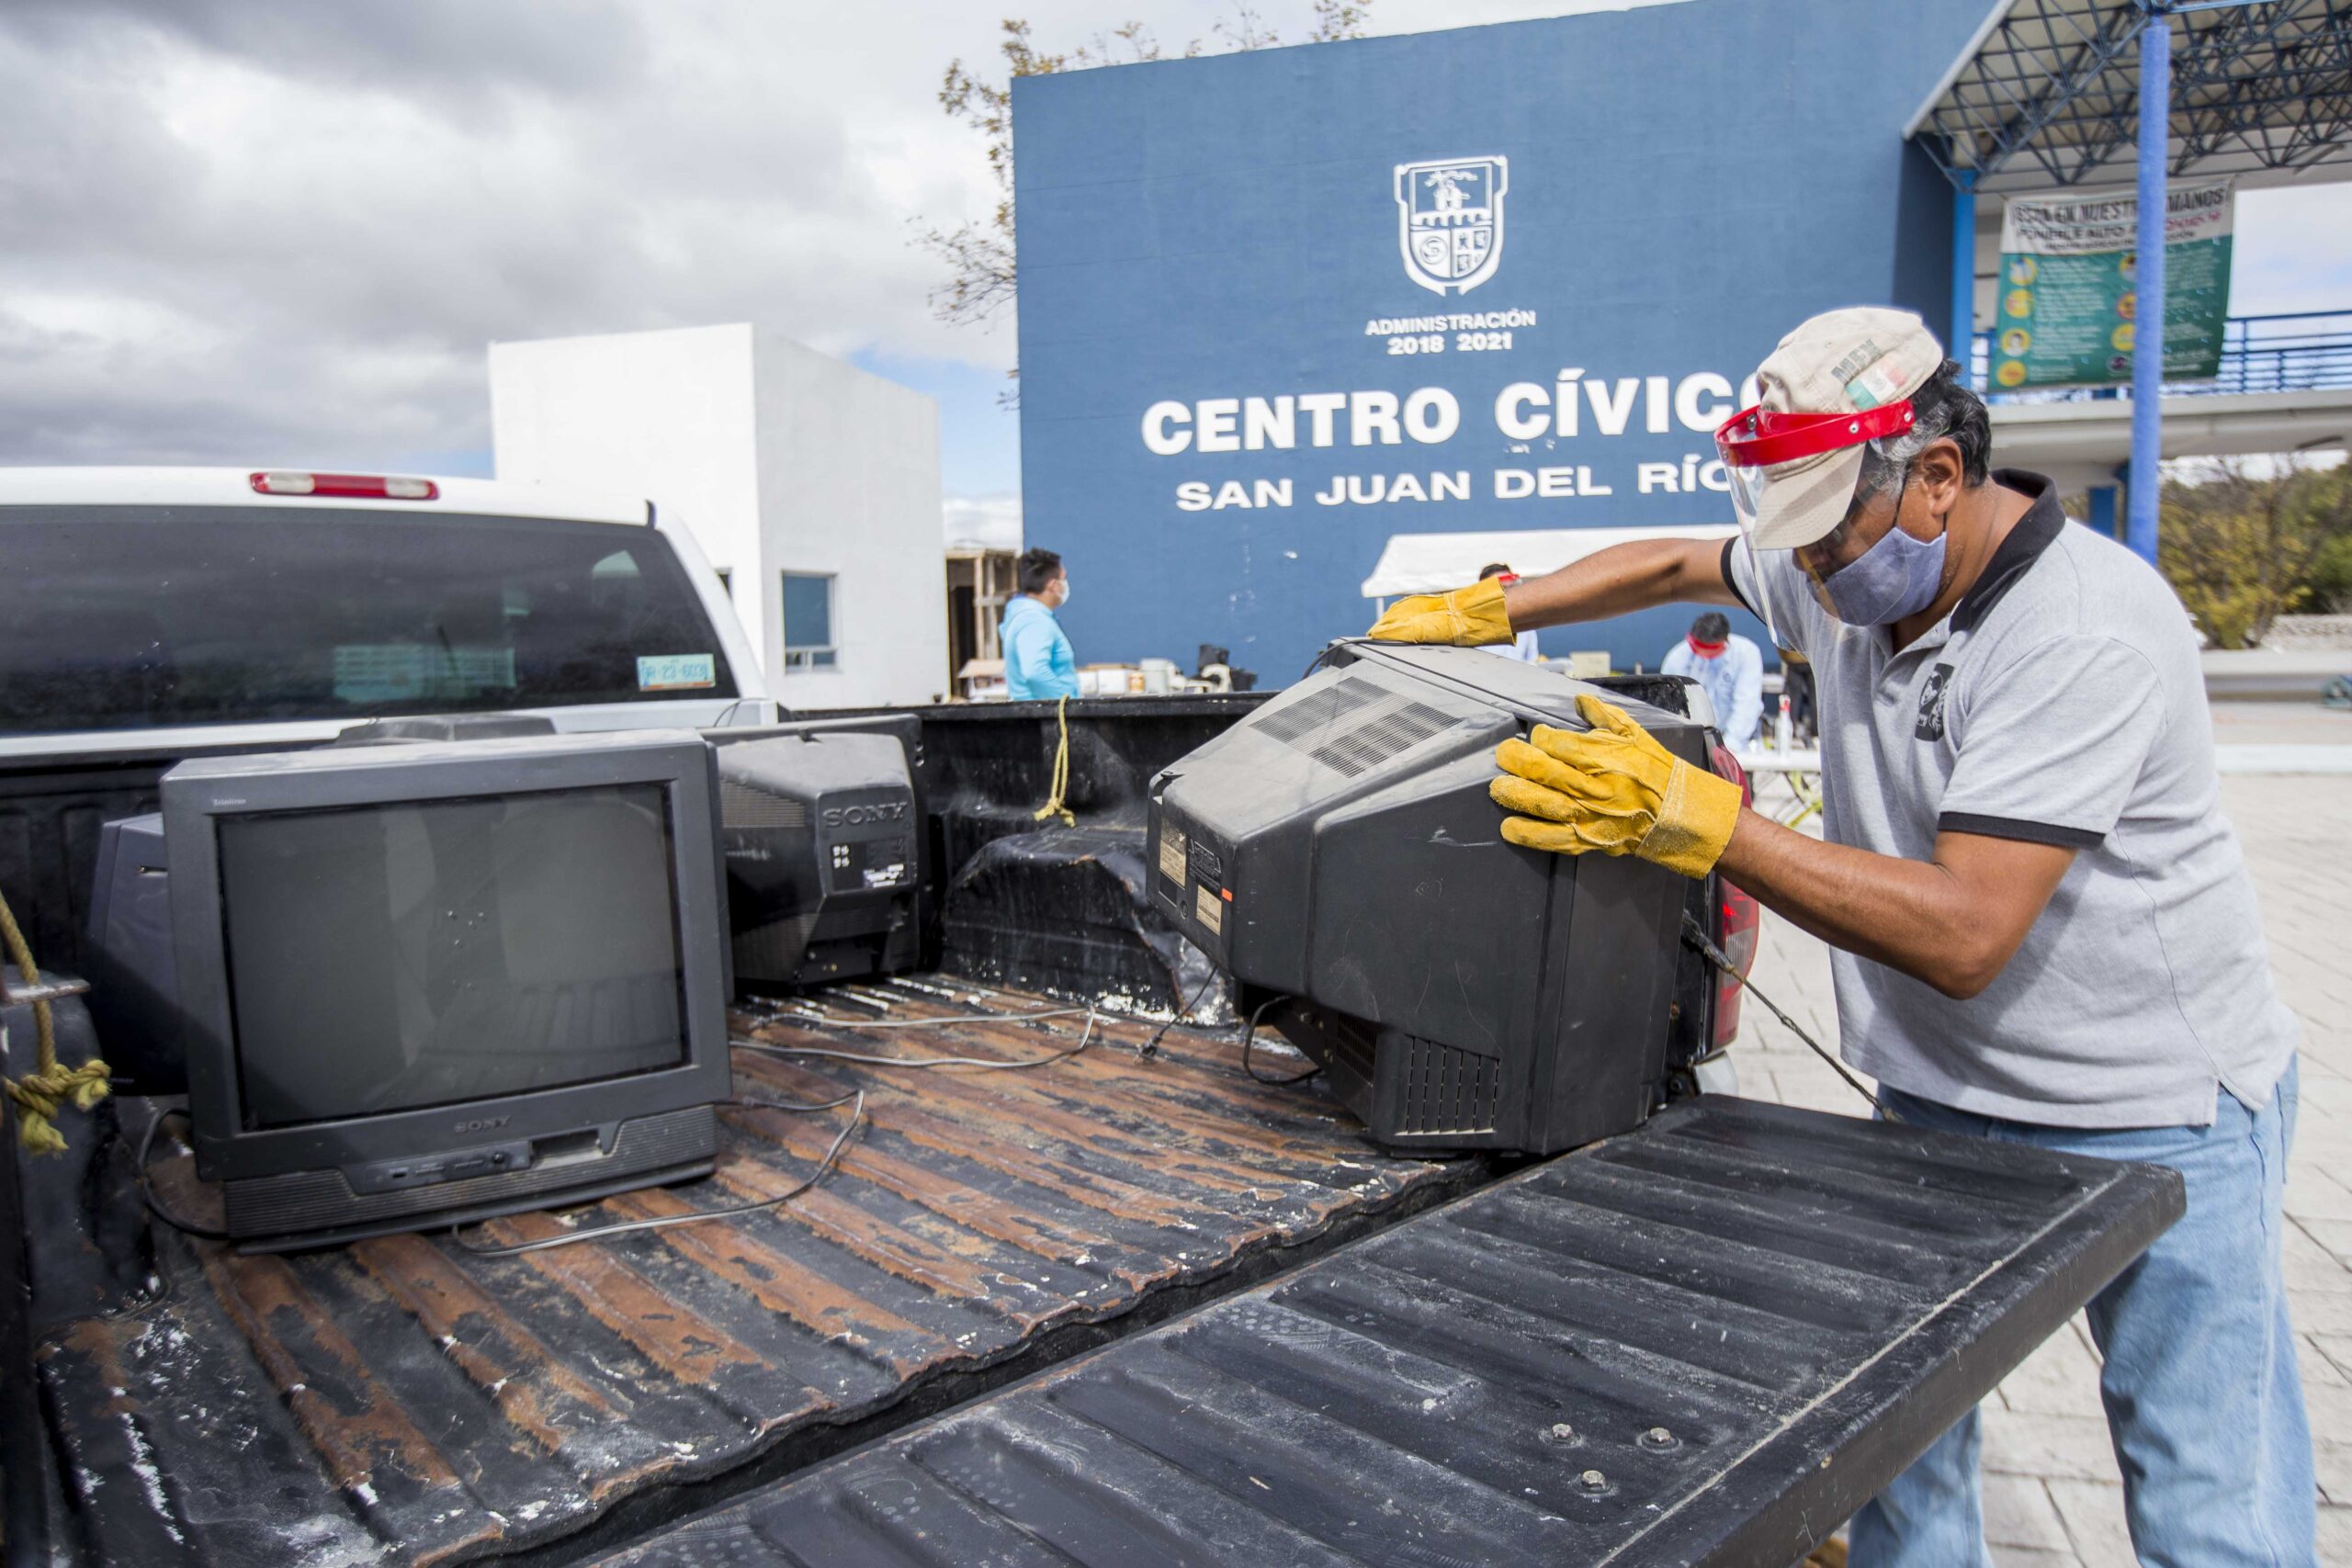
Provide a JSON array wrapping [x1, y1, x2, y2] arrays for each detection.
[[1368, 307, 2311, 1566]]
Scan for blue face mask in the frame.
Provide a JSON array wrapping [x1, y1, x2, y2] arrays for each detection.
[[1813, 485, 1949, 626]]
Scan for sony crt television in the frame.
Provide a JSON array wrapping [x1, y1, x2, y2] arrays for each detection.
[[717, 729, 921, 990], [1148, 641, 1711, 1156], [108, 729, 732, 1250]]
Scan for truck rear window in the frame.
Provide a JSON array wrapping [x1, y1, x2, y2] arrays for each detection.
[[0, 506, 739, 735]]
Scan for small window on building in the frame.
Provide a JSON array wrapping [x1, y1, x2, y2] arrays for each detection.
[[781, 571, 837, 670]]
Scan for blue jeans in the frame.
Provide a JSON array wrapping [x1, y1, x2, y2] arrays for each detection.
[[1851, 1061, 2314, 1568]]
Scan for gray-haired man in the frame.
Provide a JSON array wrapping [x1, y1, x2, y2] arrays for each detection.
[[1369, 307, 2312, 1567]]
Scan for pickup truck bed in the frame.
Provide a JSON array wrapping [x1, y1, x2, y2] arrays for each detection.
[[1, 692, 2183, 1566], [594, 1097, 2181, 1568], [31, 986, 1483, 1566]]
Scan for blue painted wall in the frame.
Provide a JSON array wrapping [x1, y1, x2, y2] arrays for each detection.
[[1013, 0, 1985, 681]]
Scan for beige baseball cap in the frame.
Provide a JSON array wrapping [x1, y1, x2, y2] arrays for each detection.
[[1739, 307, 1946, 550]]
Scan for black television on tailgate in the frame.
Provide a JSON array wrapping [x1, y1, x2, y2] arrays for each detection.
[[127, 729, 732, 1250], [1148, 641, 1708, 1155]]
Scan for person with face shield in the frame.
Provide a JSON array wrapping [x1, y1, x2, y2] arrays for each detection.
[[1366, 306, 2311, 1567], [1659, 611, 1761, 750]]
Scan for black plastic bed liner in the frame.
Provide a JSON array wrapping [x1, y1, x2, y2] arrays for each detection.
[[28, 986, 1485, 1566], [591, 1096, 2182, 1568]]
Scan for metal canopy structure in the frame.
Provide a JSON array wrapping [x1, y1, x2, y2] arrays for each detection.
[[1906, 0, 2352, 563], [1909, 0, 2352, 196]]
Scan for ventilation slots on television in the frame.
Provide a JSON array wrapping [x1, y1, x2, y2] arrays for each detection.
[[1148, 642, 1704, 1155]]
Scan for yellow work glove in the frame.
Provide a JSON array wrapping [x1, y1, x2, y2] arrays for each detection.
[[1489, 694, 1742, 880], [1364, 577, 1513, 646]]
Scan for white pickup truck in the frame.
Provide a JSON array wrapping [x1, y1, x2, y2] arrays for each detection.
[[0, 469, 2182, 1568], [0, 466, 772, 761]]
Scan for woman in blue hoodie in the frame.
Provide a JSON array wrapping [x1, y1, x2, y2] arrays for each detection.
[[1001, 547, 1079, 701]]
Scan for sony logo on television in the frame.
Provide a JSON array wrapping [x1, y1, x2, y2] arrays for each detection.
[[821, 802, 908, 828], [454, 1116, 511, 1134]]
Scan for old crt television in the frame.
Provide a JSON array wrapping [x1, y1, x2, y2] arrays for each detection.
[[141, 730, 731, 1250], [1148, 641, 1707, 1155], [718, 730, 920, 989]]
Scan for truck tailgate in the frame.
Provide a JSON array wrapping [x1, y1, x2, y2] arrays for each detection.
[[593, 1097, 2181, 1568], [31, 987, 1484, 1565]]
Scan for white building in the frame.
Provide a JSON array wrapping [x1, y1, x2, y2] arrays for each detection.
[[490, 324, 948, 709]]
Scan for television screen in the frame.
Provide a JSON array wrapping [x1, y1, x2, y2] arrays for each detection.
[[217, 783, 686, 1129]]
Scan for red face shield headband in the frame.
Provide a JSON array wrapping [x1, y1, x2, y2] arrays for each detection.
[[1711, 396, 1923, 649], [1713, 399, 1918, 468], [1687, 636, 1727, 658]]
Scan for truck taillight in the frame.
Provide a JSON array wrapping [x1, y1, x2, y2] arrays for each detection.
[[1713, 881, 1760, 1049], [250, 471, 438, 501], [1707, 741, 1753, 807], [1703, 742, 1758, 1050]]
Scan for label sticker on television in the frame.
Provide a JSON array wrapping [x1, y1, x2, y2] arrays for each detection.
[[1195, 884, 1224, 935], [638, 653, 717, 691], [1159, 827, 1188, 886]]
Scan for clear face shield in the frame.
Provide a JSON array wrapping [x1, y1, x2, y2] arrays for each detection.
[[1713, 400, 1921, 643]]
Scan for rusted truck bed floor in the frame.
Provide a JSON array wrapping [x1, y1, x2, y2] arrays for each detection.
[[36, 983, 1482, 1566], [594, 1098, 2184, 1568]]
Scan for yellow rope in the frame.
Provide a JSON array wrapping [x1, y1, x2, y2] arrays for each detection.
[[0, 884, 109, 1156], [1033, 695, 1076, 828]]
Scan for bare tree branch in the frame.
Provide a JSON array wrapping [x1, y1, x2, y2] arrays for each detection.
[[911, 2, 1375, 397], [1307, 0, 1375, 42], [1216, 5, 1282, 50]]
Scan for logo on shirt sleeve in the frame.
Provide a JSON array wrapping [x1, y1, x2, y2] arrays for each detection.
[[1916, 663, 1954, 741]]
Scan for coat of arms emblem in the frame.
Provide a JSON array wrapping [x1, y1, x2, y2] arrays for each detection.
[[1393, 157, 1509, 296]]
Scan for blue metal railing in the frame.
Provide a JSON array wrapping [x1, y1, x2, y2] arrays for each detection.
[[1971, 310, 2352, 401]]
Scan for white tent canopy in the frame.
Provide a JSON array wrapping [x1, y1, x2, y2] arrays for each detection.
[[1360, 525, 1740, 599]]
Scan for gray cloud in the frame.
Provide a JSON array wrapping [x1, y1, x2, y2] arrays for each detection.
[[943, 491, 1023, 551], [0, 1, 1028, 468], [6, 0, 651, 108]]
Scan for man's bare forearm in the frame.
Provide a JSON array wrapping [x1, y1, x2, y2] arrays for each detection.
[[1499, 538, 1740, 630], [1718, 813, 1963, 987], [1715, 811, 2075, 999]]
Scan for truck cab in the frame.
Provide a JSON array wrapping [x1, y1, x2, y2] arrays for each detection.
[[0, 467, 772, 762]]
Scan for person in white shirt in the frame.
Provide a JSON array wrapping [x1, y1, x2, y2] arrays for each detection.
[[1476, 563, 1544, 662], [1659, 611, 1762, 750]]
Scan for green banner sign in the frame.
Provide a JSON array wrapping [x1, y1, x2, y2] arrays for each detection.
[[1989, 181, 2233, 390]]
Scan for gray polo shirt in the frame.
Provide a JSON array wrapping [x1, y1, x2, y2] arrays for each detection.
[[1726, 470, 2298, 1128]]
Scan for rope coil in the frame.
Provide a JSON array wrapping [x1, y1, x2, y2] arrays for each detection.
[[0, 884, 110, 1156], [1034, 694, 1076, 828]]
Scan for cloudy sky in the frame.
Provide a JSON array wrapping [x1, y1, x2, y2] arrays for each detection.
[[6, 0, 2348, 548]]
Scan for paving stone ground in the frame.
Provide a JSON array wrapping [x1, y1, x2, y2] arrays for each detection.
[[1737, 701, 2352, 1566]]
